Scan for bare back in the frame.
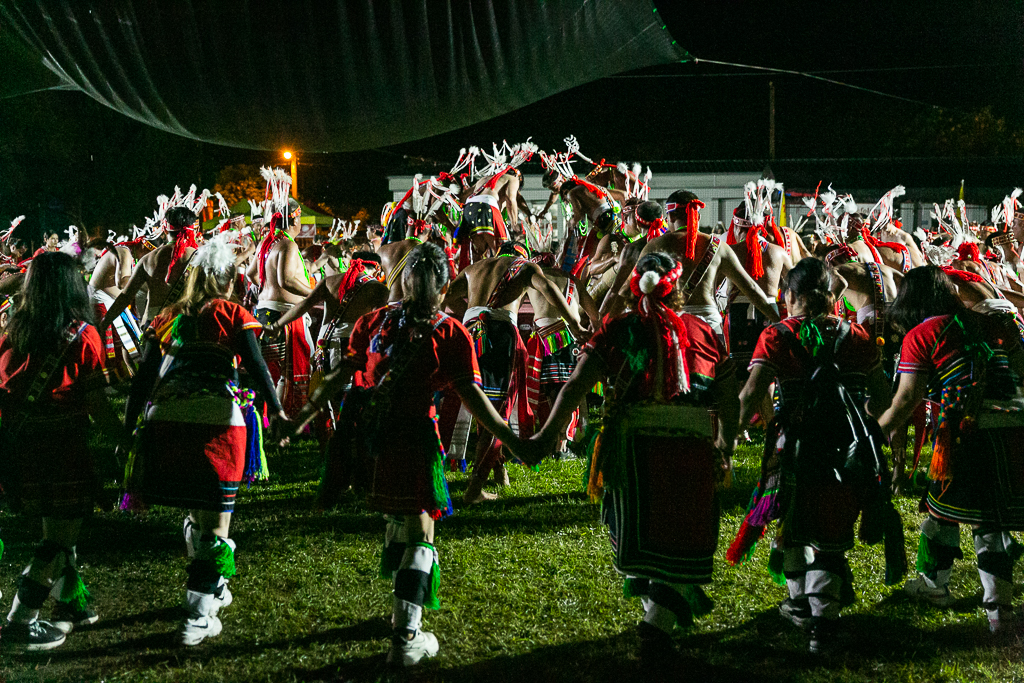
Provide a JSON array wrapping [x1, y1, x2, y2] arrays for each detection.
[[257, 238, 309, 305], [136, 242, 196, 321], [379, 238, 420, 302], [529, 267, 581, 325]]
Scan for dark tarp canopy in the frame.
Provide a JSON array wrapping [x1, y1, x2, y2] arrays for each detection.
[[0, 1, 687, 152]]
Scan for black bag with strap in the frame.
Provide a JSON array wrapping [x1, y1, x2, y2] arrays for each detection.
[[777, 320, 887, 491]]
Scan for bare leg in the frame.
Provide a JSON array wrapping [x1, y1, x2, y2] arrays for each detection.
[[464, 429, 498, 503], [188, 510, 232, 538]]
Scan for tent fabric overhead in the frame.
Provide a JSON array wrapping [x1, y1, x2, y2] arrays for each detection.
[[1, 1, 686, 152]]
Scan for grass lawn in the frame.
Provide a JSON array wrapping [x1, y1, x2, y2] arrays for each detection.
[[0, 429, 1022, 682]]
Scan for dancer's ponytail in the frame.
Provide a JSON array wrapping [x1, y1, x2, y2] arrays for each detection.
[[402, 242, 450, 324]]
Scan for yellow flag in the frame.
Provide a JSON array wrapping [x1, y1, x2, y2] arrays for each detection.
[[780, 191, 787, 228]]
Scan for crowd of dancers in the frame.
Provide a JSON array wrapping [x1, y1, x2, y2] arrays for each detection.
[[1, 140, 1023, 669]]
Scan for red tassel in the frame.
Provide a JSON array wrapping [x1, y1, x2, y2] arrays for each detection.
[[941, 266, 987, 284], [165, 227, 199, 284], [685, 200, 705, 260], [956, 242, 981, 262], [745, 225, 765, 280], [727, 518, 766, 565], [767, 213, 786, 248]]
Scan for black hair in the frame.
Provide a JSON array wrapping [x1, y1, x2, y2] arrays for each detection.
[[498, 240, 526, 256], [6, 251, 93, 354], [666, 190, 700, 212], [734, 202, 749, 220], [402, 242, 450, 324], [889, 265, 966, 333], [541, 168, 560, 190], [783, 257, 833, 316], [351, 250, 381, 264], [165, 206, 199, 231], [633, 252, 683, 308], [636, 200, 664, 224]]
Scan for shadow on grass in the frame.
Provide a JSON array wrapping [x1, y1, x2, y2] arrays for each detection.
[[31, 616, 394, 668]]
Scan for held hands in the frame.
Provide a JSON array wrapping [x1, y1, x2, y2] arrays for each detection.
[[714, 435, 735, 488], [269, 410, 294, 447]]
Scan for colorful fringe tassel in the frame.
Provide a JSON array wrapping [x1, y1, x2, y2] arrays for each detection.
[[241, 397, 270, 485]]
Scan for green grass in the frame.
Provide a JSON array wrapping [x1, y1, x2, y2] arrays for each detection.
[[0, 429, 1022, 682]]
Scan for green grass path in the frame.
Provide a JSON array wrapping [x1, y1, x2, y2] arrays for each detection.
[[1, 436, 1021, 682]]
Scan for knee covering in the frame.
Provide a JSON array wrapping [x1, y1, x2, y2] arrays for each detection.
[[393, 543, 439, 610], [917, 517, 962, 577], [974, 529, 1016, 584], [16, 575, 52, 611]]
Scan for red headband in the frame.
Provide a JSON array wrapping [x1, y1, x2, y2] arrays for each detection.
[[628, 263, 692, 397]]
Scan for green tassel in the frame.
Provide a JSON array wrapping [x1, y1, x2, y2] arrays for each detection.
[[622, 577, 648, 599], [417, 542, 441, 611], [767, 545, 786, 586], [798, 316, 827, 357], [199, 540, 236, 579], [916, 533, 938, 575], [678, 584, 714, 618], [59, 566, 91, 612], [0, 537, 4, 562]]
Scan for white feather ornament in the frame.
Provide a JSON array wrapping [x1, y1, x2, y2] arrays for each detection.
[[639, 271, 661, 294], [192, 231, 237, 276]]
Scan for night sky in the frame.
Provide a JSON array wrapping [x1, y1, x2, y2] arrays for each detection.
[[1, 0, 1021, 241]]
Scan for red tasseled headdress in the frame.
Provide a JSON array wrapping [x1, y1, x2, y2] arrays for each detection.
[[860, 225, 908, 264], [635, 215, 667, 242], [165, 223, 199, 283], [825, 244, 858, 268], [956, 242, 980, 262], [256, 212, 286, 286], [745, 225, 767, 280], [941, 265, 987, 284], [570, 175, 610, 202], [629, 263, 691, 398], [684, 200, 706, 260], [337, 259, 382, 301]]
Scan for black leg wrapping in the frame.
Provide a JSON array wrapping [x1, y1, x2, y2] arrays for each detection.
[[393, 568, 430, 606], [648, 582, 694, 626], [186, 559, 222, 594], [16, 575, 52, 610]]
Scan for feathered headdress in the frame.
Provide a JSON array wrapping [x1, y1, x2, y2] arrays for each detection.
[[1, 215, 26, 244], [731, 178, 787, 279], [192, 231, 238, 276]]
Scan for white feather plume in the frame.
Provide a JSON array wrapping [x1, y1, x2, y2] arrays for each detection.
[[192, 231, 238, 276]]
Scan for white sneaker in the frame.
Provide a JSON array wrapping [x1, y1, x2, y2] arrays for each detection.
[[387, 630, 439, 667], [904, 577, 954, 607], [181, 615, 222, 646]]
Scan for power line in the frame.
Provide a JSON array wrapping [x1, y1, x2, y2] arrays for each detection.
[[611, 62, 1015, 79], [687, 57, 950, 110]]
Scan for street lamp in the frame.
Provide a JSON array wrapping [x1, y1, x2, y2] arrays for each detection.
[[283, 150, 297, 198]]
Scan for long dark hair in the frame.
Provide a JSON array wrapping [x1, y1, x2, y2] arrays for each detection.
[[889, 265, 966, 333], [784, 258, 833, 316], [401, 243, 450, 324], [5, 251, 93, 354]]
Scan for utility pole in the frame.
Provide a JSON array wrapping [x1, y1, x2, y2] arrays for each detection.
[[769, 81, 776, 161]]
